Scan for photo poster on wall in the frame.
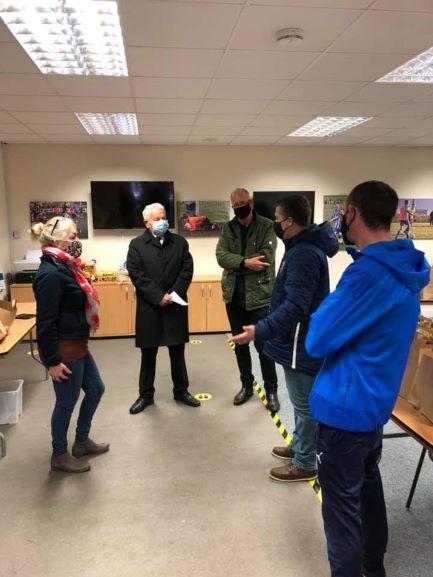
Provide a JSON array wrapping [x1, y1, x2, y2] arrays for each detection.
[[391, 198, 433, 240], [177, 200, 231, 237], [253, 191, 315, 224], [323, 195, 347, 251], [30, 201, 89, 239]]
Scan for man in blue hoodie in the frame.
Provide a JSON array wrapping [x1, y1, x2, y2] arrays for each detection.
[[306, 181, 430, 577], [232, 195, 339, 482]]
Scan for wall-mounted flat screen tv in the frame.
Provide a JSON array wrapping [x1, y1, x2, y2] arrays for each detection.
[[91, 181, 175, 229], [253, 191, 315, 224]]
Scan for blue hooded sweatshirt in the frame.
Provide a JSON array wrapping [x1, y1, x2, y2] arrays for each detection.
[[306, 239, 430, 433], [255, 222, 339, 374]]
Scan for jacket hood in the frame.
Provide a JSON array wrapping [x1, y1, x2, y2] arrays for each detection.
[[284, 222, 339, 258], [349, 239, 430, 293]]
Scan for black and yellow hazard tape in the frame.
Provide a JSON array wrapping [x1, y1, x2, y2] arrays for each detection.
[[190, 339, 202, 345], [194, 393, 213, 401], [227, 338, 322, 503]]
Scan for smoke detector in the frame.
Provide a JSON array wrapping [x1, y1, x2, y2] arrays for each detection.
[[275, 28, 304, 46]]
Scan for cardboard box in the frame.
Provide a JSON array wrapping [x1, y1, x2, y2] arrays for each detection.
[[421, 267, 433, 301], [0, 300, 17, 340]]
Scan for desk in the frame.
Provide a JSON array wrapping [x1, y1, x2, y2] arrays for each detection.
[[0, 302, 46, 458], [385, 397, 433, 508]]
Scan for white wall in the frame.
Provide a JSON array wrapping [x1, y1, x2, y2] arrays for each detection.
[[5, 144, 433, 289], [0, 144, 11, 297]]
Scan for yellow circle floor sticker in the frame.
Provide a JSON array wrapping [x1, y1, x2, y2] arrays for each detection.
[[194, 393, 213, 401], [190, 339, 202, 345]]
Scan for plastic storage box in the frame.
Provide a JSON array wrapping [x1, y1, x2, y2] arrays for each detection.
[[0, 379, 23, 425]]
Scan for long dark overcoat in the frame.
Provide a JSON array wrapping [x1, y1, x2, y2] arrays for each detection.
[[127, 230, 193, 348]]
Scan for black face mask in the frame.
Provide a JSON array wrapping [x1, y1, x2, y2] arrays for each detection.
[[273, 218, 290, 239], [341, 211, 355, 246], [234, 203, 252, 220]]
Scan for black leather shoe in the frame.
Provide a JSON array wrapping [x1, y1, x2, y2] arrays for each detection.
[[233, 386, 254, 406], [363, 568, 386, 577], [266, 392, 280, 413], [129, 397, 154, 414], [174, 392, 201, 407]]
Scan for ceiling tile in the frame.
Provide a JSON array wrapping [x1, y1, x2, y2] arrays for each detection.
[[0, 95, 68, 111], [128, 48, 223, 77], [340, 127, 393, 138], [241, 125, 290, 136], [191, 125, 241, 135], [276, 136, 323, 145], [251, 0, 372, 6], [365, 117, 416, 129], [133, 77, 210, 99], [329, 11, 433, 54], [139, 125, 191, 135], [0, 110, 17, 122], [404, 136, 433, 146], [231, 5, 361, 52], [29, 124, 87, 135], [252, 114, 315, 127], [137, 113, 196, 126], [92, 136, 141, 144], [48, 76, 132, 97], [217, 51, 318, 79], [263, 100, 333, 115], [12, 111, 79, 124], [320, 101, 391, 116], [136, 99, 202, 114], [122, 0, 242, 48], [208, 78, 288, 99], [231, 135, 280, 145], [345, 83, 432, 102], [362, 128, 433, 144], [0, 43, 39, 74], [0, 74, 55, 95], [381, 102, 433, 118], [0, 134, 46, 143], [371, 0, 433, 11], [187, 136, 234, 145], [411, 90, 433, 103], [195, 114, 256, 126], [62, 97, 135, 113], [45, 135, 94, 143], [201, 99, 268, 114], [279, 80, 366, 101], [0, 122, 31, 133], [141, 135, 187, 145], [300, 53, 413, 81]]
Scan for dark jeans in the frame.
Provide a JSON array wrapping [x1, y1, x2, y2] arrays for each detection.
[[51, 352, 105, 455], [226, 302, 278, 394], [139, 344, 189, 399], [317, 424, 388, 577]]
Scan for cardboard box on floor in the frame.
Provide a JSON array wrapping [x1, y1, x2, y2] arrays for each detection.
[[0, 300, 17, 341]]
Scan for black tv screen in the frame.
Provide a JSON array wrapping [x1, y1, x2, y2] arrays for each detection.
[[253, 191, 315, 224], [91, 181, 175, 229]]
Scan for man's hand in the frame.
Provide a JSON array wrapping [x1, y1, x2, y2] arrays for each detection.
[[49, 363, 72, 382], [159, 293, 173, 307], [231, 325, 256, 345], [244, 255, 270, 272]]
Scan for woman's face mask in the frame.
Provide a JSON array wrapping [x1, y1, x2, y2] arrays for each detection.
[[152, 219, 169, 237], [64, 239, 83, 258]]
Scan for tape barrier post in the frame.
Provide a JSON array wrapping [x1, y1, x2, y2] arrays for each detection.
[[228, 339, 322, 503]]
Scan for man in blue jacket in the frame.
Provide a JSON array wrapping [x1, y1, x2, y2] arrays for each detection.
[[232, 195, 339, 482], [306, 181, 430, 577]]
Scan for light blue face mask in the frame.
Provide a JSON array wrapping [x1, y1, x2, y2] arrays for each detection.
[[152, 219, 169, 237]]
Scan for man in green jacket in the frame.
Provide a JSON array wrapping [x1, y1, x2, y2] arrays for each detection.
[[216, 188, 279, 412]]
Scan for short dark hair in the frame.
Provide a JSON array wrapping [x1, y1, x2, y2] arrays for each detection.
[[276, 195, 311, 227], [346, 181, 398, 231]]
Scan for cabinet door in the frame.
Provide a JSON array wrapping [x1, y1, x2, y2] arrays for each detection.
[[96, 284, 134, 337], [206, 282, 230, 333], [187, 282, 207, 333], [11, 286, 35, 303]]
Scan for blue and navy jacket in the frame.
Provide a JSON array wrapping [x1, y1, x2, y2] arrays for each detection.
[[255, 223, 339, 374], [306, 240, 430, 433]]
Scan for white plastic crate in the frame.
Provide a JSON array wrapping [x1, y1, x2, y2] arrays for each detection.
[[0, 379, 23, 425]]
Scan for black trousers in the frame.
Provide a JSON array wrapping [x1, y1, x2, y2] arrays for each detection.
[[226, 302, 278, 394], [317, 424, 388, 577], [139, 345, 189, 399]]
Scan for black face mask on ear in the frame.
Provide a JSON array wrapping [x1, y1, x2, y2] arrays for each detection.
[[234, 203, 252, 220], [341, 211, 355, 246], [273, 218, 290, 239]]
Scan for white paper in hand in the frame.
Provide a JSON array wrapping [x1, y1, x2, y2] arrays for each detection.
[[170, 291, 188, 306]]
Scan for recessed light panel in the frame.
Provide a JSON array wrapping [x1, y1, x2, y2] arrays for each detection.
[[0, 0, 128, 76], [377, 47, 433, 84], [76, 113, 138, 135], [288, 116, 372, 138]]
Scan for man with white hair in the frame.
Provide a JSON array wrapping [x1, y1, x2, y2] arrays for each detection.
[[127, 203, 200, 414]]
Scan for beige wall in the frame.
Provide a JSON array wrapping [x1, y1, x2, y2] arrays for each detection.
[[0, 144, 11, 297], [5, 143, 433, 289]]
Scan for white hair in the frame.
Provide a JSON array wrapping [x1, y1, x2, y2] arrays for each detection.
[[142, 203, 166, 222], [31, 217, 77, 246]]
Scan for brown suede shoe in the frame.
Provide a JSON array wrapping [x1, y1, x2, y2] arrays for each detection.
[[272, 445, 295, 461], [269, 463, 317, 483], [51, 452, 90, 473], [72, 438, 110, 459]]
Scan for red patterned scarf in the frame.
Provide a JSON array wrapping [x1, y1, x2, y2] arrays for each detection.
[[42, 246, 100, 331]]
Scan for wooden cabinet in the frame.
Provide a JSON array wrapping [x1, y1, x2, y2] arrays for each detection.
[[96, 283, 135, 337], [10, 284, 35, 304], [187, 279, 229, 334]]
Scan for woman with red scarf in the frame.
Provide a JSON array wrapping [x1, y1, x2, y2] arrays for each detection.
[[32, 217, 108, 473]]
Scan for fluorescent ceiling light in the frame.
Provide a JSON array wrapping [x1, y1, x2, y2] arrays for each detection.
[[376, 47, 433, 83], [0, 0, 128, 76], [76, 113, 138, 135], [288, 116, 372, 138]]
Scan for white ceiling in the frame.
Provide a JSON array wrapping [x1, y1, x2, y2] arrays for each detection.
[[2, 0, 433, 146]]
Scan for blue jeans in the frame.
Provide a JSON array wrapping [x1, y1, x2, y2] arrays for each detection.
[[317, 424, 387, 577], [284, 367, 317, 471], [51, 352, 105, 455]]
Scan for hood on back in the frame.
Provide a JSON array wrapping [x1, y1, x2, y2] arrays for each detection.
[[353, 240, 430, 293], [296, 222, 339, 258]]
